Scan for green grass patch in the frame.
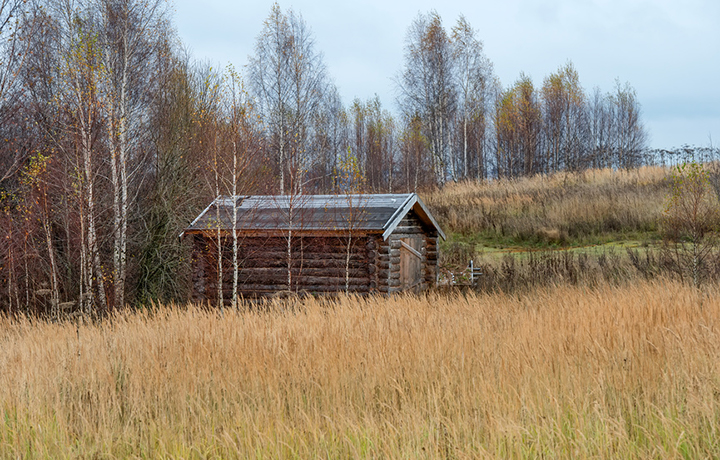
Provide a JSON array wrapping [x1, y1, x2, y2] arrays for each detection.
[[440, 231, 662, 267]]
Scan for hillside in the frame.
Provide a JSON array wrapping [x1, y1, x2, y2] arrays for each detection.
[[424, 166, 669, 251], [420, 167, 684, 288]]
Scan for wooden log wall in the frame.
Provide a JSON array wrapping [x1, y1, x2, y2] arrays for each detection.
[[191, 235, 209, 303], [425, 231, 439, 287], [376, 237, 393, 294], [367, 235, 379, 292], [198, 235, 372, 300]]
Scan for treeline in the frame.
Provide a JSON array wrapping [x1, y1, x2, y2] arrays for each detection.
[[397, 13, 648, 184], [0, 1, 651, 313]]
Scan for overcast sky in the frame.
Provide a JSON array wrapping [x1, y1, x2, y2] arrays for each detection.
[[173, 0, 720, 150]]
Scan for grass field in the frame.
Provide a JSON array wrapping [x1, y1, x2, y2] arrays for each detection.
[[423, 166, 670, 269], [1, 279, 719, 458]]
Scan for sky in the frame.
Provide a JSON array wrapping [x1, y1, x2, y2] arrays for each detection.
[[172, 0, 720, 150]]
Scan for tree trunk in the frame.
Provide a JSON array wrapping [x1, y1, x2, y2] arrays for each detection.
[[42, 198, 60, 319], [232, 141, 238, 310]]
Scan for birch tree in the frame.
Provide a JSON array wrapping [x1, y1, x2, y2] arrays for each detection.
[[0, 0, 40, 186], [55, 2, 108, 315], [495, 75, 541, 178], [248, 3, 329, 195], [220, 66, 264, 309], [541, 62, 589, 173], [612, 80, 647, 169], [398, 11, 455, 185], [334, 152, 366, 293], [99, 0, 167, 309], [451, 15, 493, 180]]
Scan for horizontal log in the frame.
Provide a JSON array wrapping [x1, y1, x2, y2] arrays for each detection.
[[237, 259, 368, 269], [210, 277, 372, 290], [398, 216, 421, 224], [213, 277, 372, 291], [235, 267, 369, 277], [241, 249, 367, 260], [391, 228, 424, 235], [236, 259, 368, 269], [297, 276, 370, 286], [224, 284, 288, 292], [378, 269, 400, 279], [218, 275, 370, 287], [283, 285, 371, 294], [389, 249, 400, 257], [233, 265, 369, 274], [241, 251, 368, 259], [232, 265, 364, 274], [231, 284, 371, 294]]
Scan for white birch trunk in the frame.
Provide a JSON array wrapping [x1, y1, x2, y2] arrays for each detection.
[[232, 141, 238, 310], [84, 130, 107, 315], [42, 203, 60, 319], [117, 33, 129, 310], [287, 205, 292, 291], [79, 191, 89, 315], [110, 107, 121, 309], [463, 111, 468, 179], [215, 167, 223, 309]]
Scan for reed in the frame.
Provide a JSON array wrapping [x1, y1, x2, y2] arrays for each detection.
[[1, 279, 719, 458]]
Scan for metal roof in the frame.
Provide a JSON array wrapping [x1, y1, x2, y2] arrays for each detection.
[[181, 193, 445, 241]]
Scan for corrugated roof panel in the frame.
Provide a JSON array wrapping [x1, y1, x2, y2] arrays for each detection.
[[183, 193, 445, 240]]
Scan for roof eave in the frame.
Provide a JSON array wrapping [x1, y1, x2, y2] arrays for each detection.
[[413, 195, 446, 240], [381, 194, 416, 240], [179, 197, 220, 240]]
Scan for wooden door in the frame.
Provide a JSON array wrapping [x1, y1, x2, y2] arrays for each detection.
[[400, 236, 425, 292]]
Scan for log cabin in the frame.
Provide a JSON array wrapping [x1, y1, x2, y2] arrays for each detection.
[[181, 193, 445, 301]]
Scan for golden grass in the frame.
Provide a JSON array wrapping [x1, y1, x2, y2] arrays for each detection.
[[2, 279, 720, 458], [422, 166, 671, 241]]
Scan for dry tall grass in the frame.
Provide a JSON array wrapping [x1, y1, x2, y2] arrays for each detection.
[[1, 279, 719, 458], [423, 166, 670, 242]]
